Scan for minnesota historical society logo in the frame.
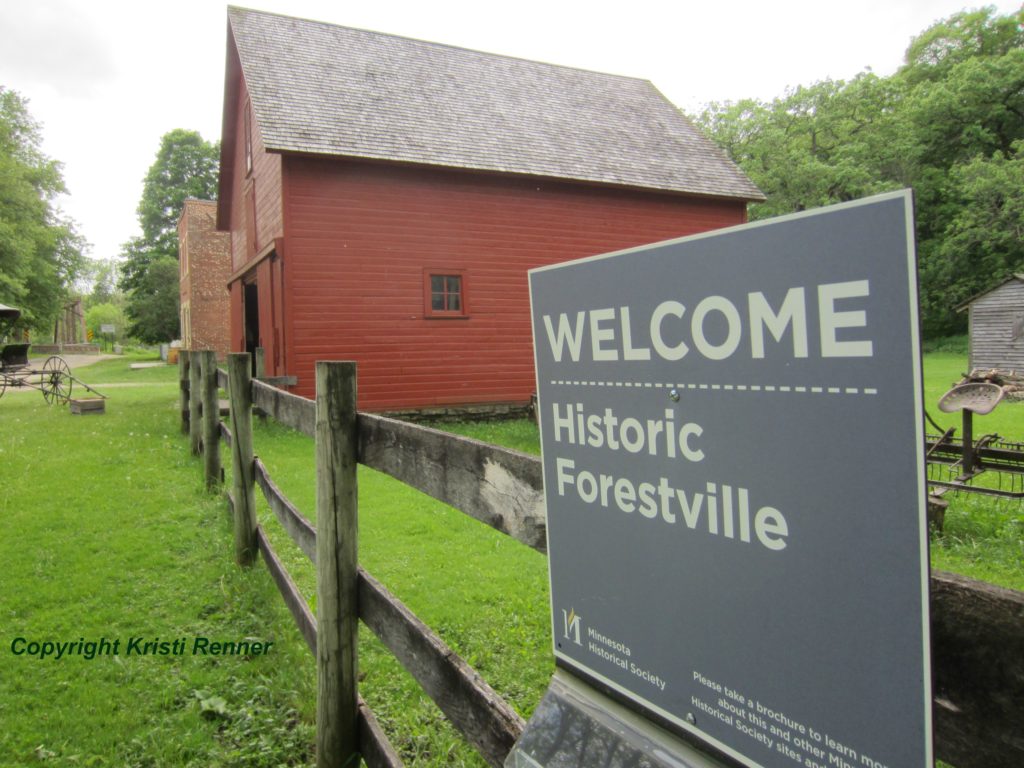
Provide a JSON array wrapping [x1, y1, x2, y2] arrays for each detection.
[[561, 608, 582, 645]]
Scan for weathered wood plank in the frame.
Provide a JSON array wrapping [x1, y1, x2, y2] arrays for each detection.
[[179, 350, 191, 434], [359, 698, 406, 768], [358, 413, 547, 553], [256, 526, 317, 655], [189, 353, 202, 455], [255, 347, 267, 379], [228, 354, 258, 566], [253, 377, 316, 437], [358, 568, 524, 767], [247, 381, 546, 549], [316, 362, 359, 768], [254, 457, 317, 564], [931, 569, 1024, 768], [217, 366, 228, 391], [200, 350, 221, 490], [219, 420, 233, 448]]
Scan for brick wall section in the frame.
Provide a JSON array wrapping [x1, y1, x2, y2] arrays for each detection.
[[179, 199, 231, 360]]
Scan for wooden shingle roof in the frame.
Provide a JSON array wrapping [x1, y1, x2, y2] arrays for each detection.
[[226, 7, 763, 201], [956, 274, 1024, 312]]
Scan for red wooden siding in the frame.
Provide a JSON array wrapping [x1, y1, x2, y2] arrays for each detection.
[[280, 158, 747, 410], [226, 80, 283, 275]]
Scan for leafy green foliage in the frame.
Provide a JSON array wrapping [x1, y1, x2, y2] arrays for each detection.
[[84, 301, 127, 341], [120, 129, 219, 343], [695, 7, 1024, 338], [137, 129, 220, 260], [700, 75, 909, 220], [901, 6, 1024, 85], [127, 255, 183, 344], [78, 256, 123, 308], [0, 87, 85, 332], [920, 142, 1024, 331]]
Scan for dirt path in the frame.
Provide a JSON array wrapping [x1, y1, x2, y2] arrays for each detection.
[[27, 353, 120, 371]]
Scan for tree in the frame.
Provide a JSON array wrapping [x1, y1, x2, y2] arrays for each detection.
[[903, 8, 1024, 335], [126, 257, 181, 344], [120, 129, 219, 342], [84, 301, 127, 343], [900, 6, 1024, 86], [697, 74, 908, 221], [0, 87, 85, 332], [694, 6, 1024, 337], [78, 257, 123, 307], [920, 143, 1024, 335]]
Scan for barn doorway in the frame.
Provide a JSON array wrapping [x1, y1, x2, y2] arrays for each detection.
[[243, 281, 260, 372]]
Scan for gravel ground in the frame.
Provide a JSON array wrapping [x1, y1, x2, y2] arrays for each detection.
[[26, 353, 119, 371]]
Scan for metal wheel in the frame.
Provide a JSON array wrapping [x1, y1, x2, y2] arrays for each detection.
[[41, 356, 72, 405]]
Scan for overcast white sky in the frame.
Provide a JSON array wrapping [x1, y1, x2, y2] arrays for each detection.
[[1, 0, 1020, 265]]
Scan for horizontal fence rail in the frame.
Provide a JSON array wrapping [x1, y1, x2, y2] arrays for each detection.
[[253, 377, 316, 436], [256, 526, 317, 655], [186, 352, 1024, 768], [245, 446, 522, 765], [358, 568, 525, 765], [245, 380, 548, 552], [254, 458, 317, 563], [358, 414, 547, 553]]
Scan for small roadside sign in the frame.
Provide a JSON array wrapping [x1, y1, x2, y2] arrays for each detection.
[[529, 191, 931, 768]]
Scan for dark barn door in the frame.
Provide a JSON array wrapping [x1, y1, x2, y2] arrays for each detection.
[[243, 280, 260, 372]]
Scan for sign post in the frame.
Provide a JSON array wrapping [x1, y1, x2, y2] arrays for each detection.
[[515, 191, 931, 768], [101, 324, 115, 352]]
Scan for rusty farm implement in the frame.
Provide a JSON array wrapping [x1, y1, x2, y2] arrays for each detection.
[[926, 370, 1024, 500]]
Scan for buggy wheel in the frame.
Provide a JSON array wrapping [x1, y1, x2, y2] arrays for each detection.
[[42, 356, 72, 405], [0, 375, 6, 400]]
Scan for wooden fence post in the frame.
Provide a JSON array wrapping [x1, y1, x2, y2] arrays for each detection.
[[200, 350, 221, 491], [315, 361, 359, 768], [189, 353, 202, 456], [179, 350, 190, 435], [227, 353, 257, 566], [255, 347, 266, 379]]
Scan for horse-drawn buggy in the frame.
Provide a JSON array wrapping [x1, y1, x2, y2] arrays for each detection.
[[0, 303, 103, 404]]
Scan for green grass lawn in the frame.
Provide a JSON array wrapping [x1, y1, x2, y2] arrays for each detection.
[[1, 349, 1020, 766], [0, 357, 316, 767]]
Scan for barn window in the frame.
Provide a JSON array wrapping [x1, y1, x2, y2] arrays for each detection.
[[424, 271, 468, 318]]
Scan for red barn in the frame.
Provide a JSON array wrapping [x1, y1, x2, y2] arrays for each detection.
[[218, 7, 763, 414]]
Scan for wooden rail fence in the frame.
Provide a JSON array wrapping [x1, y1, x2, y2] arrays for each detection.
[[178, 350, 1024, 768]]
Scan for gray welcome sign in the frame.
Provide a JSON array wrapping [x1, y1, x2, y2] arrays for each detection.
[[529, 191, 931, 768]]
